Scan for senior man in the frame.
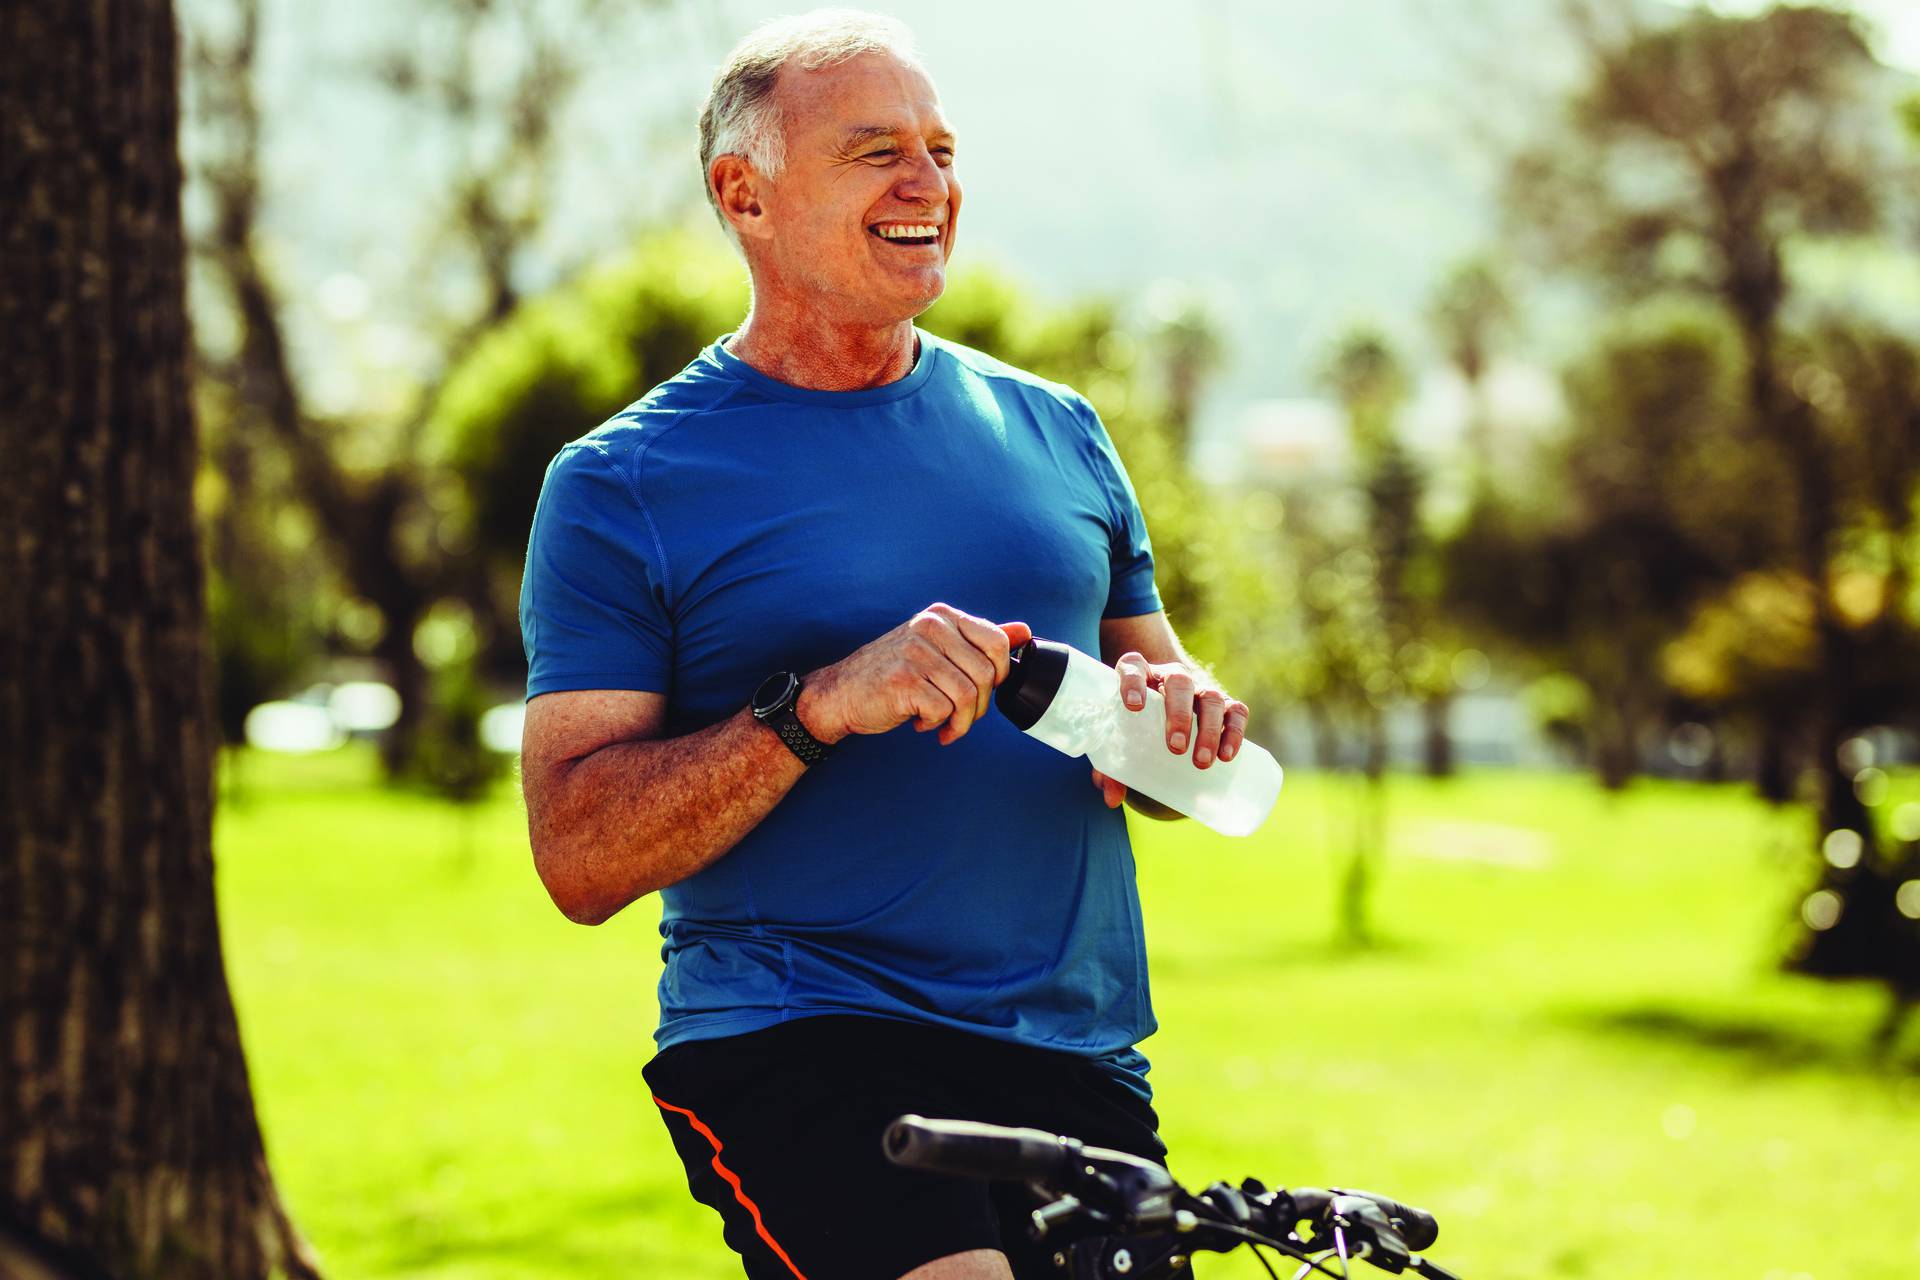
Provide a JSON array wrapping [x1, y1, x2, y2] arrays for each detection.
[[519, 10, 1250, 1279]]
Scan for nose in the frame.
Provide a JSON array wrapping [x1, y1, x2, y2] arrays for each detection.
[[893, 144, 950, 207]]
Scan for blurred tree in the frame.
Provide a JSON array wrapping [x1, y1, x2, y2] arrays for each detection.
[[184, 0, 630, 777], [411, 656, 511, 868], [425, 231, 748, 680], [1142, 286, 1225, 461], [1767, 319, 1920, 1038], [1304, 325, 1423, 943], [0, 0, 320, 1274], [1427, 256, 1514, 492], [198, 376, 333, 773], [1507, 2, 1920, 1020], [1507, 1, 1885, 783], [1423, 255, 1519, 775], [1445, 305, 1750, 787]]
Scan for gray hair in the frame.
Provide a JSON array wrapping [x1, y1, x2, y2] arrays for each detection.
[[698, 9, 922, 245]]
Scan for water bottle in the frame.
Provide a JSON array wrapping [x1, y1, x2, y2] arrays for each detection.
[[994, 637, 1283, 837]]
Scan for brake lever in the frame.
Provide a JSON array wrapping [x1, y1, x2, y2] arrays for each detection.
[[1029, 1193, 1111, 1242], [1328, 1196, 1412, 1272]]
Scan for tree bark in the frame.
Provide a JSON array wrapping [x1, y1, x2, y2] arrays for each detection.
[[0, 3, 321, 1276]]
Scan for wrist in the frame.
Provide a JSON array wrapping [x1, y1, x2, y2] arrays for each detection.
[[795, 670, 848, 745]]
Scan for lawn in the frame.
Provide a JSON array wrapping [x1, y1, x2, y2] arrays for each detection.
[[214, 749, 1920, 1279]]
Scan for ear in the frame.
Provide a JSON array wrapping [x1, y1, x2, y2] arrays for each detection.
[[711, 155, 769, 240]]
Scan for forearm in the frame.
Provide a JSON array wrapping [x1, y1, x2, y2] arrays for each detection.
[[532, 698, 827, 924]]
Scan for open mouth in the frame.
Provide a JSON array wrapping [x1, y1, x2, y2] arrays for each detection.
[[868, 222, 942, 247]]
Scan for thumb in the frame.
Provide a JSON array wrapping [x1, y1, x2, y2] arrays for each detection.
[[999, 620, 1033, 649]]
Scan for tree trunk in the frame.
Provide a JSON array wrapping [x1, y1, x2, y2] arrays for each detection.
[[1422, 692, 1455, 778], [1592, 691, 1639, 791], [1755, 715, 1795, 803], [1339, 774, 1387, 948], [0, 3, 321, 1276]]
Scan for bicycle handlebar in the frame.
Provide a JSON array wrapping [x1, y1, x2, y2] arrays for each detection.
[[883, 1115, 1079, 1182], [884, 1115, 1171, 1184], [884, 1114, 1460, 1279], [1292, 1186, 1439, 1252]]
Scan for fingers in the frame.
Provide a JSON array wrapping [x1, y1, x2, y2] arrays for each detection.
[[910, 674, 959, 734], [1192, 689, 1227, 767], [917, 605, 1008, 744], [1090, 766, 1125, 809], [1218, 700, 1250, 763], [944, 606, 1017, 691], [1159, 668, 1196, 755], [1114, 650, 1153, 712], [919, 649, 983, 745]]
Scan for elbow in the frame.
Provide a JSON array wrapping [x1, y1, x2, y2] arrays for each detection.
[[550, 877, 611, 926], [532, 839, 623, 927]]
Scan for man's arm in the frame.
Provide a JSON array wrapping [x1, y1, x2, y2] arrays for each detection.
[[1092, 610, 1252, 821], [522, 605, 1029, 925], [521, 690, 816, 925]]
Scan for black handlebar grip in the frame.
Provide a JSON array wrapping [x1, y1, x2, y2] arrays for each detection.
[[883, 1115, 1076, 1183], [1337, 1187, 1439, 1251], [1289, 1187, 1440, 1252]]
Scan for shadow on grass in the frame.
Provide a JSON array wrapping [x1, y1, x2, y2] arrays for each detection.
[[1573, 1003, 1920, 1077]]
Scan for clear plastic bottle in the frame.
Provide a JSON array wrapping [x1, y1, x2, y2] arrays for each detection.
[[995, 637, 1283, 837]]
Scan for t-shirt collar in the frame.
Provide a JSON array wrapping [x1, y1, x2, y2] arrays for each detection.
[[706, 327, 938, 406]]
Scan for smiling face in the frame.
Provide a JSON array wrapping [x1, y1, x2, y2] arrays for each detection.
[[738, 51, 961, 328]]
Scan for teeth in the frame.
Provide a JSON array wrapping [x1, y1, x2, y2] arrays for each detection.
[[875, 224, 939, 240]]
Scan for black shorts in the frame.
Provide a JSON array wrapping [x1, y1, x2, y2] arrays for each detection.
[[642, 1014, 1167, 1280]]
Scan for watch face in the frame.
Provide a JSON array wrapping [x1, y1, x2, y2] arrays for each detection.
[[753, 671, 798, 716]]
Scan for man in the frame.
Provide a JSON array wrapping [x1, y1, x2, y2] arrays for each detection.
[[518, 10, 1251, 1278]]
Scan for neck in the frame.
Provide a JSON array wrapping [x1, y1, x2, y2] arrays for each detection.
[[725, 292, 919, 392]]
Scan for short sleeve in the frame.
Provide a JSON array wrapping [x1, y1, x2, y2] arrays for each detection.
[[1074, 397, 1163, 619], [519, 442, 674, 698]]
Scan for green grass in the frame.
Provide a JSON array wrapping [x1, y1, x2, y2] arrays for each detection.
[[214, 749, 1920, 1278]]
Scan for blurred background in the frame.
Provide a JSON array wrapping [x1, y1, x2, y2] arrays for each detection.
[[176, 0, 1920, 1275]]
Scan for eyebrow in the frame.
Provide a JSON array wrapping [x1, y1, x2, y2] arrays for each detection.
[[836, 124, 956, 151]]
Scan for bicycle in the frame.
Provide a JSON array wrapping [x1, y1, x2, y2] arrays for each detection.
[[883, 1115, 1466, 1280]]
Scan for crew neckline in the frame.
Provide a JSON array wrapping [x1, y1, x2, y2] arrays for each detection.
[[706, 328, 939, 406]]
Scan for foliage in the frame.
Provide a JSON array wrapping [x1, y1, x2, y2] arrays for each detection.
[[1427, 256, 1514, 488], [408, 657, 510, 818], [1506, 4, 1885, 311], [1443, 303, 1754, 784], [1499, 2, 1920, 999], [425, 231, 749, 677], [197, 382, 335, 744], [184, 0, 630, 777]]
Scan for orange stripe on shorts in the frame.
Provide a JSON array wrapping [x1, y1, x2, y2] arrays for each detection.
[[653, 1094, 810, 1280]]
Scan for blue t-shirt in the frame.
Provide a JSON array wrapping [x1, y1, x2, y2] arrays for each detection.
[[519, 328, 1164, 1096]]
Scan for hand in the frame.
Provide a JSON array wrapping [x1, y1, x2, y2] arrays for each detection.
[[1089, 653, 1250, 809], [800, 605, 1033, 747]]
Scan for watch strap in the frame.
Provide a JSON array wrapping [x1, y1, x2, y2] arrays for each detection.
[[753, 671, 834, 766], [766, 708, 833, 766]]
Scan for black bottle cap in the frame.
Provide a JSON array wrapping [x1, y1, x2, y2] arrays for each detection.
[[995, 637, 1070, 731]]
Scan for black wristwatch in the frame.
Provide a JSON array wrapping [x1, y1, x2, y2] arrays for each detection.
[[751, 671, 835, 766]]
